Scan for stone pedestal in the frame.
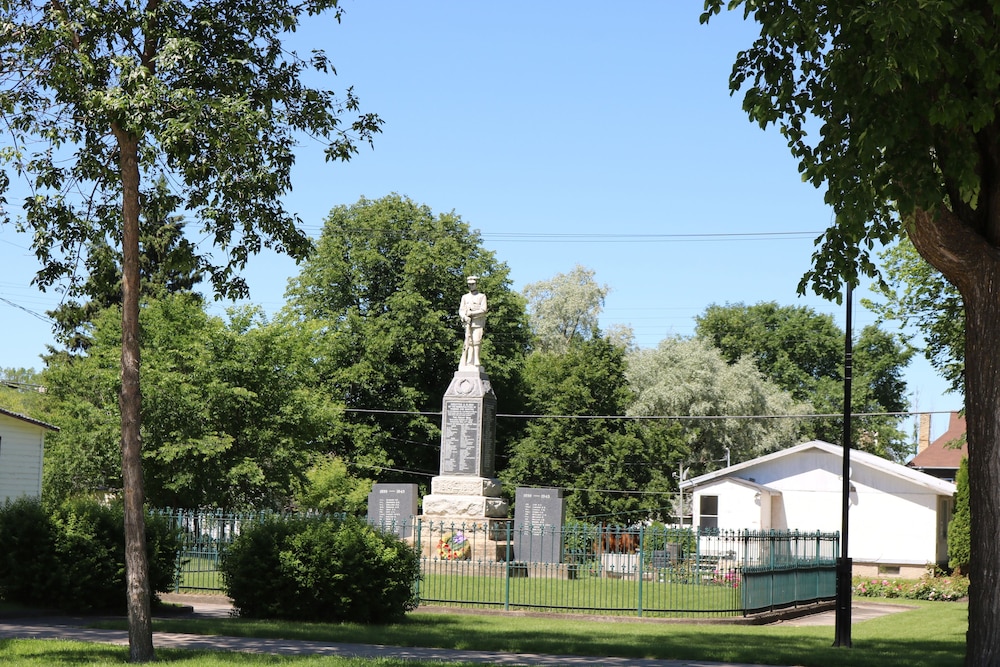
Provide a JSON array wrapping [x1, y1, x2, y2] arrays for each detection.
[[420, 367, 510, 560]]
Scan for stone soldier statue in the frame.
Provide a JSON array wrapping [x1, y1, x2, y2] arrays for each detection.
[[459, 275, 487, 368]]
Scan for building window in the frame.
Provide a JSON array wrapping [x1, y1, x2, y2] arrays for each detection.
[[700, 495, 719, 530]]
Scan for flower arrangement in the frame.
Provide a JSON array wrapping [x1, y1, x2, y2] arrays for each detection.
[[853, 575, 969, 601], [437, 530, 471, 560], [710, 568, 741, 588]]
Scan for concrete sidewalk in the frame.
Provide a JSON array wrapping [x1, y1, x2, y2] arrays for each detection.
[[0, 595, 910, 667]]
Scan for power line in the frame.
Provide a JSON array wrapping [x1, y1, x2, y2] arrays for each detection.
[[481, 230, 822, 243], [0, 296, 53, 323], [344, 407, 954, 421], [304, 225, 823, 243]]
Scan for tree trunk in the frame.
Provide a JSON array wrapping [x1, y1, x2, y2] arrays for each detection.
[[114, 124, 154, 663], [910, 208, 1000, 666], [961, 278, 1000, 666]]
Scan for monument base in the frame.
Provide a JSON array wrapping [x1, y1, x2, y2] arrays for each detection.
[[421, 360, 509, 561], [422, 474, 507, 518], [416, 515, 513, 561]]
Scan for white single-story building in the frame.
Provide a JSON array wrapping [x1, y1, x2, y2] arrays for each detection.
[[0, 407, 58, 502], [680, 440, 956, 578]]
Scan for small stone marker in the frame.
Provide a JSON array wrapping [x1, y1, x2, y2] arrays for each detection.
[[368, 483, 418, 538], [514, 487, 565, 563]]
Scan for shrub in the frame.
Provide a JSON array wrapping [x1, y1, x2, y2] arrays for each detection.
[[853, 574, 969, 602], [0, 496, 181, 612], [221, 515, 420, 623], [948, 457, 970, 574], [0, 497, 63, 605]]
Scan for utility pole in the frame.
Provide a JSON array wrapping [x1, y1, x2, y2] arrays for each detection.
[[674, 464, 689, 526], [834, 281, 853, 648]]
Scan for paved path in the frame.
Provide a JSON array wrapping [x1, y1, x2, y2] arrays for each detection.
[[0, 595, 911, 667]]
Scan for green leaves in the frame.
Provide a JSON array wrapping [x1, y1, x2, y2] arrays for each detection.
[[281, 194, 532, 483], [702, 0, 1000, 298], [522, 265, 611, 354], [693, 301, 913, 459], [0, 0, 379, 301]]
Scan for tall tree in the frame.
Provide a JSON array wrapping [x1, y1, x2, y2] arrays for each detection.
[[695, 302, 913, 459], [866, 239, 965, 396], [41, 295, 344, 510], [522, 265, 610, 354], [281, 194, 532, 486], [501, 335, 654, 523], [46, 178, 203, 353], [0, 2, 380, 659], [701, 2, 1000, 660], [626, 337, 808, 472]]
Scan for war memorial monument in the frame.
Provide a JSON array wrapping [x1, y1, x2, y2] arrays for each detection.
[[419, 276, 510, 559]]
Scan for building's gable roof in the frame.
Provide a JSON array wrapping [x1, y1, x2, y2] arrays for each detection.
[[695, 475, 782, 496], [909, 412, 966, 470], [682, 440, 955, 496], [0, 407, 59, 432]]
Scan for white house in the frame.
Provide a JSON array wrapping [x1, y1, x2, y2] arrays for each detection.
[[680, 440, 956, 578], [0, 407, 58, 502]]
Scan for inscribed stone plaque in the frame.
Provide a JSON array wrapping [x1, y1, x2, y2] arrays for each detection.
[[367, 483, 418, 538], [513, 487, 565, 563], [440, 399, 482, 476], [438, 370, 497, 478], [480, 398, 496, 478]]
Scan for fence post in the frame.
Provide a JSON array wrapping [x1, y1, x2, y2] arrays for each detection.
[[637, 525, 644, 617], [504, 520, 513, 611], [414, 518, 422, 604]]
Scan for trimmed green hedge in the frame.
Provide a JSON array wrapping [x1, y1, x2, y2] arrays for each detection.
[[0, 496, 181, 612], [220, 515, 420, 623]]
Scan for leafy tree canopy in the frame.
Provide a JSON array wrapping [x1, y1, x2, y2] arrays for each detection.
[[701, 1, 1000, 297], [866, 239, 965, 396], [293, 455, 373, 516], [281, 194, 532, 486], [45, 178, 204, 353], [501, 335, 654, 523], [0, 368, 46, 417], [42, 294, 343, 509], [626, 337, 808, 472], [695, 301, 913, 459], [522, 265, 611, 354], [0, 0, 380, 299]]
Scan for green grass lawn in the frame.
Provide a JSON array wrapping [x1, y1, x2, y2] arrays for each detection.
[[0, 640, 450, 666], [418, 569, 741, 615], [174, 553, 225, 592], [54, 598, 964, 667]]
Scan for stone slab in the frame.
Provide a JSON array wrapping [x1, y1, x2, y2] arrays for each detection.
[[431, 475, 503, 497], [422, 493, 508, 518]]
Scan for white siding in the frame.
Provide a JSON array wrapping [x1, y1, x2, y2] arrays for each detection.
[[0, 415, 45, 502], [692, 479, 771, 531], [690, 445, 951, 566]]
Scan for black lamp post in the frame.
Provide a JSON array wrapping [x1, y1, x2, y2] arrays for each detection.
[[834, 280, 853, 648]]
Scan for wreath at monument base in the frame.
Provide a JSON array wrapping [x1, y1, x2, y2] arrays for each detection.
[[437, 530, 471, 560]]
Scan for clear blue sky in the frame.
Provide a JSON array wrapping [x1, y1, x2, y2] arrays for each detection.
[[0, 2, 961, 438]]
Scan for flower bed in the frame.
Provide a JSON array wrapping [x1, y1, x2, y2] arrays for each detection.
[[853, 575, 969, 601]]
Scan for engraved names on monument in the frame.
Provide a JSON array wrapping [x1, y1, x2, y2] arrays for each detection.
[[438, 370, 497, 478], [367, 483, 418, 538], [441, 400, 481, 475], [514, 487, 565, 563]]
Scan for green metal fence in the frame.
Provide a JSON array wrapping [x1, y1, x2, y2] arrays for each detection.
[[156, 509, 838, 618]]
